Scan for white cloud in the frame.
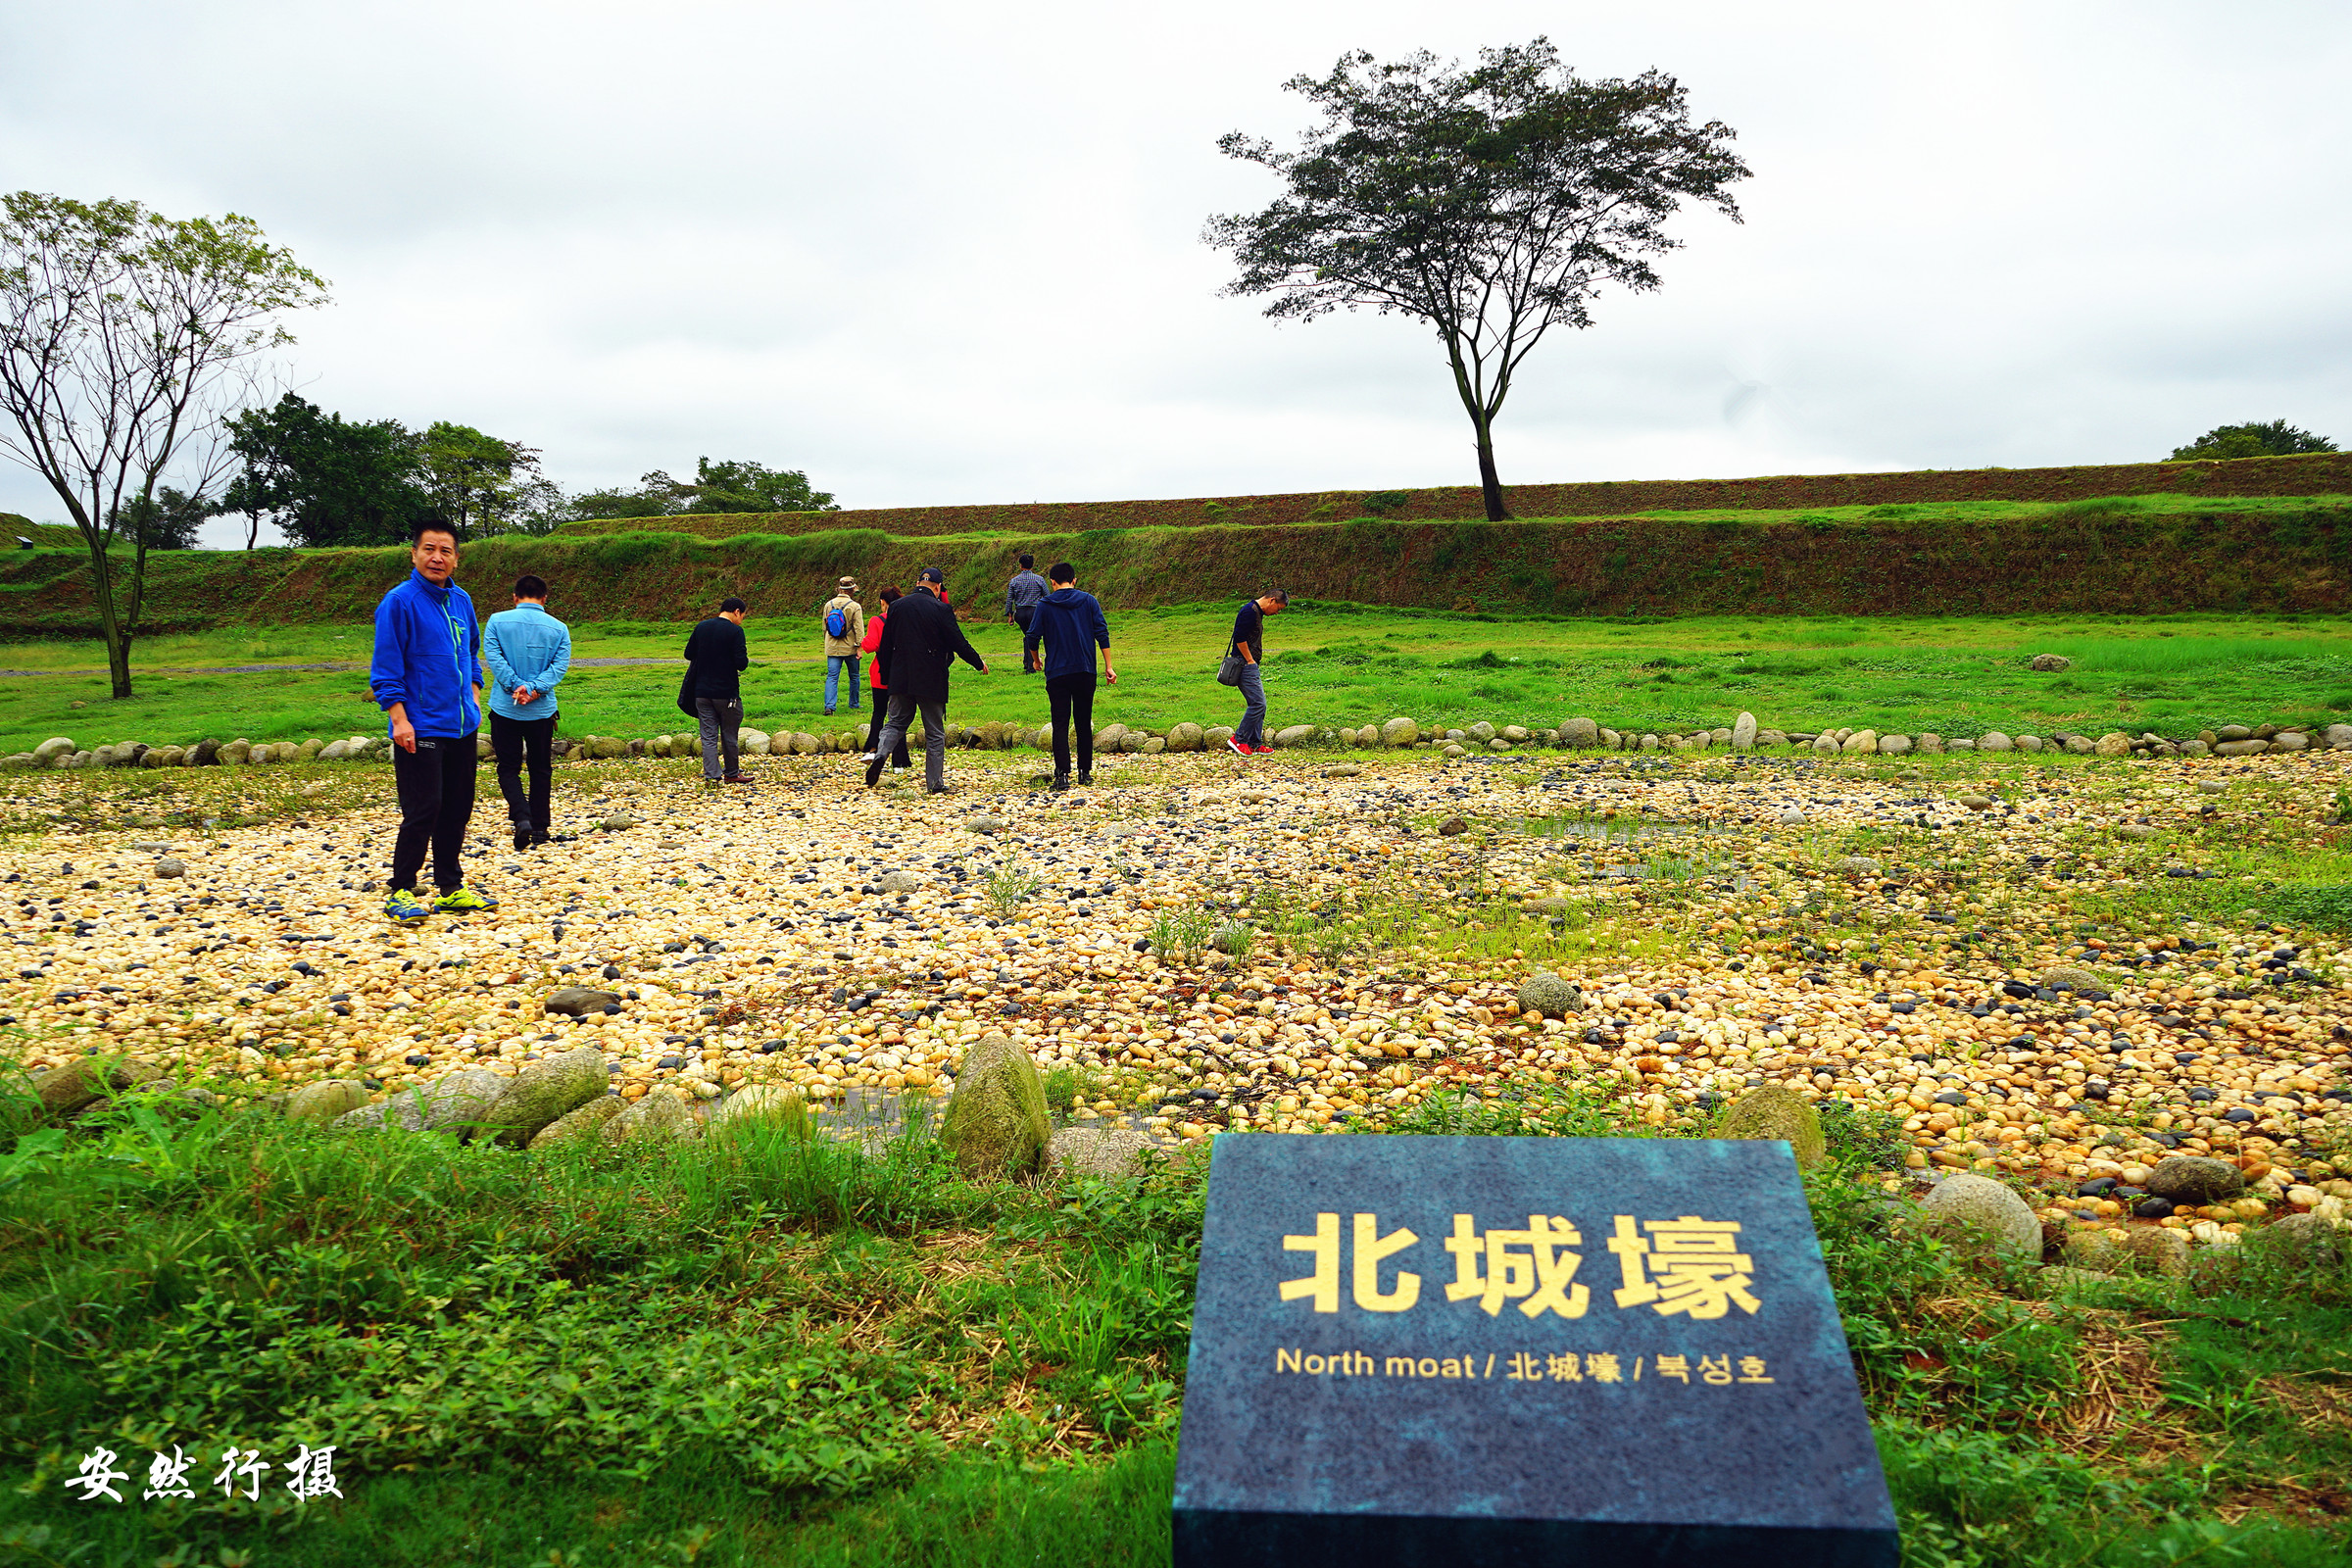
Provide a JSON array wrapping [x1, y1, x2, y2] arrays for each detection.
[[3, 0, 2347, 546]]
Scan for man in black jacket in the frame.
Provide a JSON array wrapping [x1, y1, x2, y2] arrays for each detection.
[[864, 568, 986, 793], [685, 597, 753, 785]]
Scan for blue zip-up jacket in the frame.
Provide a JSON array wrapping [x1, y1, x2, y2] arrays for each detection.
[[370, 569, 484, 739], [482, 602, 571, 721], [1032, 586, 1110, 679]]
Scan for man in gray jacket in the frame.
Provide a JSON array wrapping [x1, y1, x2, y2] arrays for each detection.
[[1004, 554, 1049, 674]]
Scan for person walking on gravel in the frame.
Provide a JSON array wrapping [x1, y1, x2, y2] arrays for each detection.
[[865, 566, 986, 795], [482, 573, 571, 852], [1032, 561, 1114, 791], [821, 576, 864, 716], [1004, 554, 1050, 674], [686, 596, 754, 786], [370, 517, 498, 922], [1225, 590, 1288, 755], [857, 586, 910, 771]]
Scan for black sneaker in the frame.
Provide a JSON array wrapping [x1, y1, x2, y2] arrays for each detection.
[[863, 754, 885, 788], [513, 827, 531, 852], [1076, 769, 1094, 786], [1050, 773, 1071, 792], [530, 830, 554, 848]]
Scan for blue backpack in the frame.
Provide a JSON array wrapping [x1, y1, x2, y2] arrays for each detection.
[[825, 602, 851, 639]]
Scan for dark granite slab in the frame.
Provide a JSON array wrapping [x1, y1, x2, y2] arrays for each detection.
[[1172, 1135, 1897, 1567]]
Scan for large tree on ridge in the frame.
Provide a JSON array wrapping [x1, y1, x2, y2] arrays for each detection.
[[1205, 40, 1749, 520], [0, 193, 325, 696]]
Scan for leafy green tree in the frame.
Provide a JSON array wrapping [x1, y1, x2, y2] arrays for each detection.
[[0, 193, 326, 696], [2170, 420, 2337, 461], [220, 392, 428, 549], [565, 458, 837, 520], [111, 484, 212, 551], [416, 420, 545, 536], [1206, 40, 1749, 520]]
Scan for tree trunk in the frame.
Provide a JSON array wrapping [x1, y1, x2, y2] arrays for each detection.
[[1476, 435, 1512, 521], [81, 536, 135, 700]]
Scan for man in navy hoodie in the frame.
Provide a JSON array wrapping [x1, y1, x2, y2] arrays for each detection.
[[369, 518, 496, 923], [1030, 561, 1115, 791]]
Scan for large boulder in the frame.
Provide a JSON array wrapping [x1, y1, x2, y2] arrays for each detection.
[[34, 1055, 163, 1118], [528, 1095, 626, 1149], [2028, 654, 2072, 671], [1714, 1087, 1826, 1168], [32, 736, 74, 763], [1732, 712, 1757, 752], [2094, 732, 2132, 758], [602, 1086, 701, 1145], [1917, 1173, 2040, 1257], [283, 1079, 369, 1126], [1840, 729, 1879, 755], [709, 1084, 811, 1137], [1045, 1127, 1161, 1182], [1513, 970, 1583, 1019], [939, 1034, 1053, 1179], [2145, 1155, 2244, 1206], [478, 1047, 609, 1146], [1380, 717, 1418, 748], [333, 1068, 511, 1136], [1273, 724, 1317, 750], [1166, 722, 1204, 753], [1558, 716, 1599, 748]]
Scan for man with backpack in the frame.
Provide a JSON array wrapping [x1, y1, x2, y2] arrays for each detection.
[[820, 576, 864, 716], [1031, 561, 1115, 791], [1004, 554, 1050, 674], [1224, 590, 1289, 755], [684, 597, 753, 786]]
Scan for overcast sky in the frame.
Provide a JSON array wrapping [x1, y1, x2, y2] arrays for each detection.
[[5, 0, 2348, 545]]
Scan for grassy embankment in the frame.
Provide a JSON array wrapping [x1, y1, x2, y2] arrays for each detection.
[[1, 610, 2349, 760], [1, 1072, 2346, 1567]]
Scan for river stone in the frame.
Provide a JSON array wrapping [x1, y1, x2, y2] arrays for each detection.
[[1204, 726, 1234, 749], [2258, 1213, 2351, 1265], [1464, 721, 1495, 744], [1810, 734, 1839, 755], [1095, 723, 1129, 752], [2029, 654, 2073, 671], [2145, 1155, 2245, 1205], [939, 1033, 1053, 1178], [2116, 1225, 2192, 1278], [1167, 722, 1204, 753], [1046, 1127, 1160, 1182], [1980, 732, 2014, 753], [602, 1086, 700, 1144], [879, 868, 921, 893], [1918, 1173, 2039, 1255], [545, 987, 622, 1017], [337, 1068, 510, 1135], [1879, 734, 1912, 757], [2215, 739, 2269, 756], [528, 1095, 626, 1148], [2094, 732, 2132, 757], [1714, 1086, 1825, 1168], [1274, 724, 1316, 749], [1839, 729, 1879, 755], [2272, 731, 2309, 752], [709, 1083, 811, 1137], [1730, 711, 1757, 752], [34, 1055, 164, 1117], [1380, 717, 1418, 748], [1558, 715, 1598, 748], [1513, 969, 1583, 1019], [284, 1078, 369, 1126], [2041, 965, 2101, 992], [155, 858, 186, 878], [479, 1047, 609, 1145], [1321, 763, 1363, 778], [1916, 733, 1943, 754], [32, 736, 74, 763]]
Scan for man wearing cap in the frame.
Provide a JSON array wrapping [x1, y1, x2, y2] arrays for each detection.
[[865, 566, 987, 794], [821, 576, 865, 716]]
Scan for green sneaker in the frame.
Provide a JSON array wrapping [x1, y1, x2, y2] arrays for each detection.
[[433, 886, 499, 913], [384, 888, 430, 923]]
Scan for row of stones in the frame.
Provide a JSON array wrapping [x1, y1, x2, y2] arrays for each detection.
[[17, 714, 2352, 775]]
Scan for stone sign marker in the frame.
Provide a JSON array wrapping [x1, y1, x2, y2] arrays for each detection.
[[1173, 1135, 1897, 1566]]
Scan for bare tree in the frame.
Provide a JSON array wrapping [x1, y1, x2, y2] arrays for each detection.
[[1206, 40, 1749, 520], [0, 194, 327, 697]]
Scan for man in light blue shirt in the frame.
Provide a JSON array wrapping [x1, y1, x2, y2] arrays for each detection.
[[481, 573, 572, 851]]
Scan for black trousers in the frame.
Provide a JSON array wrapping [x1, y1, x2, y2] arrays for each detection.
[[863, 700, 909, 766], [1016, 606, 1042, 668], [1048, 672, 1096, 777], [490, 712, 556, 834], [391, 732, 477, 895]]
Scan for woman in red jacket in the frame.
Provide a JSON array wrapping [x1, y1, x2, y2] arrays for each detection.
[[858, 587, 910, 767]]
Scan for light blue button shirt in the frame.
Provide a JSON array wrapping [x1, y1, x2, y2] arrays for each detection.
[[482, 602, 571, 721]]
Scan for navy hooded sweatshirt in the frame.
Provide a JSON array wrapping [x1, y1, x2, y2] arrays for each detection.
[[1031, 586, 1110, 679]]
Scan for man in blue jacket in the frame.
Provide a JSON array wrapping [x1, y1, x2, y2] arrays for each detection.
[[1030, 561, 1115, 791], [369, 518, 497, 922], [482, 572, 572, 852]]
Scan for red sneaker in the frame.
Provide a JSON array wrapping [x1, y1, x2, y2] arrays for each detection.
[[1226, 736, 1250, 756], [1251, 743, 1276, 755]]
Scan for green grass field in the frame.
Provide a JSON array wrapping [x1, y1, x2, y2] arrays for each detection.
[[3, 1079, 2346, 1566], [5, 608, 2349, 757]]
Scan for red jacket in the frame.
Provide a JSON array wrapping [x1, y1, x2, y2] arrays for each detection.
[[860, 609, 888, 688]]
